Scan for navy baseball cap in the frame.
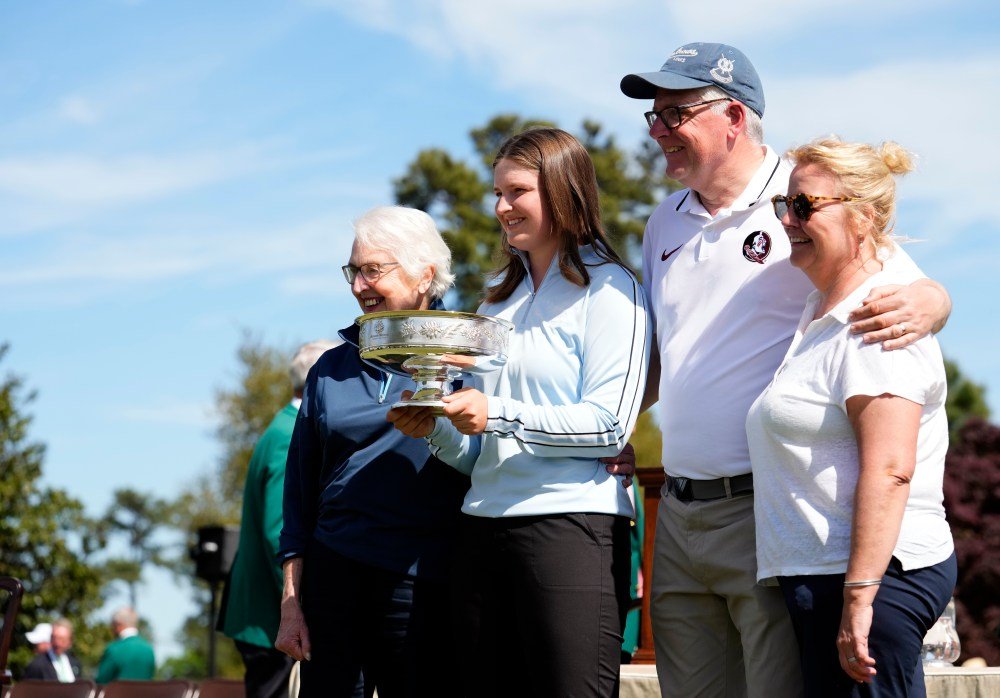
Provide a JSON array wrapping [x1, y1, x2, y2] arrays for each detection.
[[620, 42, 765, 117]]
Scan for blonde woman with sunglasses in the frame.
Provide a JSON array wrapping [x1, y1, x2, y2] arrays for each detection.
[[747, 138, 956, 697]]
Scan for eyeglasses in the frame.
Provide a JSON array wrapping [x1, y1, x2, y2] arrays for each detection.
[[341, 261, 400, 284], [643, 97, 731, 130], [770, 193, 858, 222]]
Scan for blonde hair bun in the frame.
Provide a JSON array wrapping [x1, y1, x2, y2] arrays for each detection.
[[878, 141, 915, 176], [786, 136, 916, 244]]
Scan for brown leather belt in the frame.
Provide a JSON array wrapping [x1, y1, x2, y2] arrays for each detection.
[[666, 473, 754, 501]]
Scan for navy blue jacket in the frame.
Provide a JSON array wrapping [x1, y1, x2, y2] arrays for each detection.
[[278, 316, 469, 580]]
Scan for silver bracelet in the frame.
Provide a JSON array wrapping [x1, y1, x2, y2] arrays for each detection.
[[843, 579, 882, 588]]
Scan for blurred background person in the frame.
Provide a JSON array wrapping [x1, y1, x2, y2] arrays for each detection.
[[23, 618, 81, 682], [622, 489, 645, 664], [95, 607, 155, 683], [24, 623, 52, 658], [220, 339, 340, 698], [747, 137, 956, 695], [275, 206, 469, 698]]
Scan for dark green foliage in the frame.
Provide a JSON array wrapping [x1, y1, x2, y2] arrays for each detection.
[[98, 488, 175, 610], [0, 343, 106, 676], [213, 334, 291, 512], [394, 146, 496, 307], [944, 417, 1000, 665], [629, 411, 663, 470], [945, 359, 990, 440]]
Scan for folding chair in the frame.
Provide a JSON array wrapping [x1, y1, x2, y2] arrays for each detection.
[[195, 679, 244, 698], [99, 682, 195, 698], [11, 680, 97, 698]]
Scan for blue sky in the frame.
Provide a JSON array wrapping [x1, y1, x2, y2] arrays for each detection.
[[3, 0, 998, 660]]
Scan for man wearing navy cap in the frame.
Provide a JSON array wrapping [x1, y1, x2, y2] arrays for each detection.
[[621, 43, 951, 697]]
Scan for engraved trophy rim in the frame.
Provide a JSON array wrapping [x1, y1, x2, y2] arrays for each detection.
[[355, 309, 511, 413], [355, 308, 513, 330]]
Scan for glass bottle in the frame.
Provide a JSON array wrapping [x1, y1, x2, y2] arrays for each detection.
[[922, 598, 961, 666]]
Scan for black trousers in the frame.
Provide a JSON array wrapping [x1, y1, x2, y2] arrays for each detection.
[[453, 512, 631, 698], [299, 543, 456, 698], [234, 640, 295, 698], [779, 553, 957, 697]]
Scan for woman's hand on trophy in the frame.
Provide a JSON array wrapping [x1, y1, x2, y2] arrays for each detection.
[[386, 390, 436, 438], [442, 387, 488, 435]]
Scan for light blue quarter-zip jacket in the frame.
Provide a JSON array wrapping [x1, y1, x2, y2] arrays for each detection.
[[428, 245, 651, 518]]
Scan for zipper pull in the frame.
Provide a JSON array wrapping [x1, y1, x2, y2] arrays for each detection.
[[378, 372, 393, 404]]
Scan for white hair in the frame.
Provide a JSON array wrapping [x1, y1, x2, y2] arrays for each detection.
[[290, 339, 341, 391], [701, 86, 764, 145], [353, 206, 455, 300], [111, 607, 139, 629]]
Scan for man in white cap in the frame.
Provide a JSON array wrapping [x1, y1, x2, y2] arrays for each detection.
[[620, 42, 951, 697], [23, 618, 82, 682], [25, 623, 52, 657]]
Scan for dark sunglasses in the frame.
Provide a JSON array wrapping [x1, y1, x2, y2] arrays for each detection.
[[771, 193, 858, 221]]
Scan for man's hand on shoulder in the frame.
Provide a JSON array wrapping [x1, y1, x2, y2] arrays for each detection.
[[848, 279, 951, 350]]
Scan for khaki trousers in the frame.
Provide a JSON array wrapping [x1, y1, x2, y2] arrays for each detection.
[[650, 487, 803, 698]]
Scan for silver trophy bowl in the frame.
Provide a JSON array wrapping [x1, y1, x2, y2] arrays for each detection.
[[356, 310, 512, 412]]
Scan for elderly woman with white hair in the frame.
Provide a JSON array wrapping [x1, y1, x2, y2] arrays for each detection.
[[274, 206, 469, 698]]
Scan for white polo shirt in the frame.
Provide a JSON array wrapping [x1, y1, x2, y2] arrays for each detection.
[[747, 265, 953, 579], [642, 146, 812, 479]]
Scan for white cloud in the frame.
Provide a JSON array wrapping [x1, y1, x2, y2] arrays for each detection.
[[766, 53, 1000, 239], [58, 96, 101, 125], [116, 399, 217, 427], [309, 0, 997, 246], [666, 0, 937, 38], [0, 143, 362, 236], [311, 0, 670, 123], [0, 149, 265, 206], [0, 211, 355, 291]]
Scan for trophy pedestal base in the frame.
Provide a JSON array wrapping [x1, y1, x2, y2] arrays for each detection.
[[391, 398, 446, 416]]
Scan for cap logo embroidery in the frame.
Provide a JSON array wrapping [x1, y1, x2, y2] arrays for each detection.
[[670, 47, 698, 62], [742, 231, 771, 264], [710, 55, 735, 84]]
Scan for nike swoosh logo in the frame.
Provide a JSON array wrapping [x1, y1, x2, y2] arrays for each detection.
[[661, 245, 682, 262]]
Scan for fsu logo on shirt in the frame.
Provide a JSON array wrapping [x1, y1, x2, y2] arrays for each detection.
[[742, 231, 771, 264]]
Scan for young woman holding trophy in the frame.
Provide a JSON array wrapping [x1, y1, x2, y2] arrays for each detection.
[[389, 128, 651, 697]]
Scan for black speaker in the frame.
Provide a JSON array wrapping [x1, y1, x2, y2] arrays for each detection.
[[191, 525, 240, 583]]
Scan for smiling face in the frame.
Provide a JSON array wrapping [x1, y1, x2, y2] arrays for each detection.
[[348, 242, 433, 314], [649, 88, 734, 194], [493, 158, 557, 266], [782, 162, 864, 288]]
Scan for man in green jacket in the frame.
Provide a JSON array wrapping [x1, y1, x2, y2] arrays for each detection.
[[95, 608, 155, 683], [219, 340, 338, 698]]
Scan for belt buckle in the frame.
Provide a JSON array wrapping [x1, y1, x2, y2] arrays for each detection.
[[672, 477, 691, 500]]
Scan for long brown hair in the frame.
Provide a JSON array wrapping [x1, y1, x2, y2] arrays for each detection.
[[485, 128, 625, 304]]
